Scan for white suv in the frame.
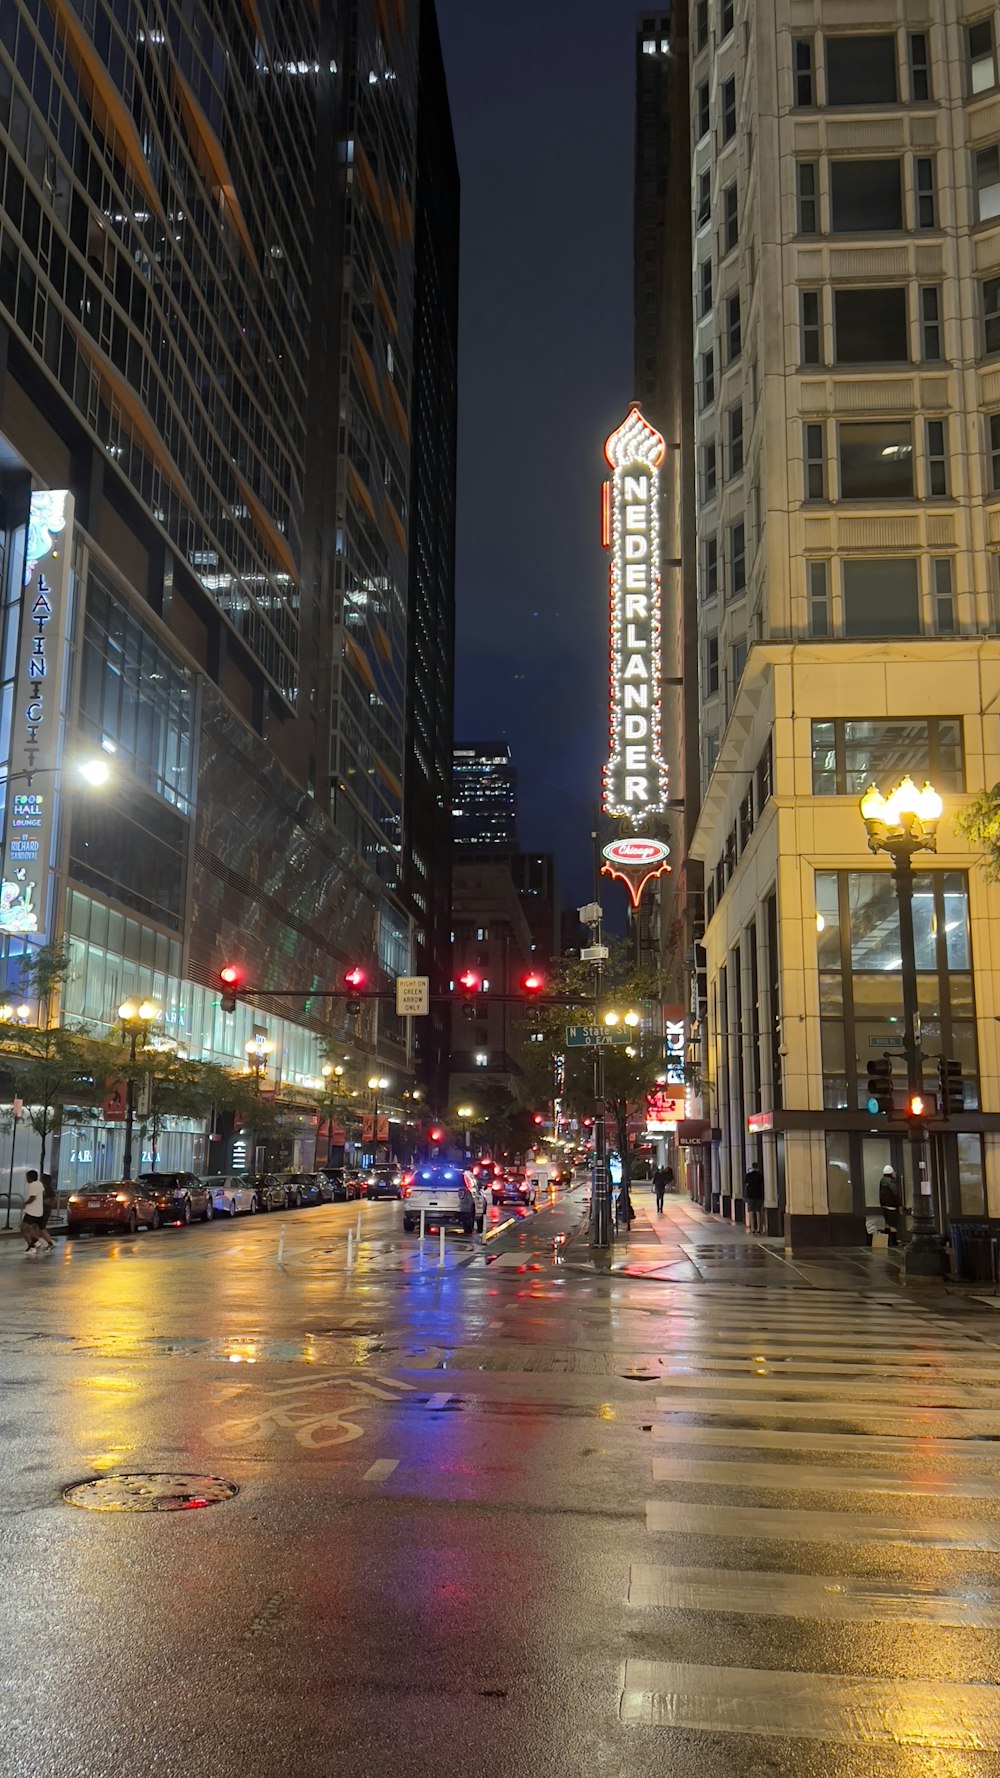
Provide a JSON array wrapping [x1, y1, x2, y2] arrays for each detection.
[[402, 1164, 485, 1235]]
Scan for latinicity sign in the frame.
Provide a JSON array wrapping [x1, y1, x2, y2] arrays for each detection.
[[602, 405, 669, 822], [1, 490, 73, 937]]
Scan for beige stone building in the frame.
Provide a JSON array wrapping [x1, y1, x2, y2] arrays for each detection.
[[682, 0, 1000, 1240]]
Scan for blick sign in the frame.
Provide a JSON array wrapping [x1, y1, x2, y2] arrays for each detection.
[[602, 405, 669, 821]]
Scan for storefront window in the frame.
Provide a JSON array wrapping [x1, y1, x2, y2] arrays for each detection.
[[825, 1132, 853, 1212]]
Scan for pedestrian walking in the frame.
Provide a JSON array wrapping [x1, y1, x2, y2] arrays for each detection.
[[743, 1161, 766, 1234], [878, 1164, 902, 1245], [617, 1181, 635, 1229], [652, 1163, 673, 1213], [40, 1171, 57, 1249], [21, 1170, 52, 1256]]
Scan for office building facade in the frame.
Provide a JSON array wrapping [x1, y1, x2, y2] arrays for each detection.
[[0, 0, 456, 1182], [452, 743, 518, 854], [677, 0, 1000, 1240]]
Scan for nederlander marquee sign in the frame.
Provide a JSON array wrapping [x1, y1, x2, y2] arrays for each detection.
[[601, 405, 668, 822]]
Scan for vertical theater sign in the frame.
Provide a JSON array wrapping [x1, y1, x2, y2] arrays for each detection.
[[602, 405, 669, 824]]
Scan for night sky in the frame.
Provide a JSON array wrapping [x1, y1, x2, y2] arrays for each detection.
[[436, 1, 635, 905]]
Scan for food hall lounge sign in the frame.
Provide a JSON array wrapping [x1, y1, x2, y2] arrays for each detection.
[[601, 405, 669, 822]]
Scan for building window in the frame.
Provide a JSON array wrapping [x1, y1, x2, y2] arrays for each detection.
[[969, 17, 998, 96], [811, 717, 964, 797], [838, 421, 913, 499], [696, 80, 710, 140], [723, 182, 739, 253], [801, 289, 822, 364], [825, 35, 898, 106], [926, 419, 947, 496], [697, 168, 711, 227], [842, 558, 920, 635], [908, 32, 930, 101], [700, 347, 715, 409], [920, 285, 941, 359], [721, 76, 736, 142], [720, 0, 734, 40], [730, 638, 747, 690], [984, 277, 1000, 353], [834, 286, 907, 362], [793, 37, 814, 106], [990, 413, 1000, 490], [808, 560, 830, 635], [695, 1, 708, 52], [698, 257, 713, 316], [974, 145, 1000, 221], [702, 533, 719, 600], [830, 160, 902, 232], [704, 633, 720, 696], [729, 519, 746, 596], [725, 291, 741, 360], [933, 559, 956, 633], [804, 423, 825, 498], [796, 161, 818, 233], [915, 157, 936, 228], [727, 402, 744, 477], [702, 440, 717, 503]]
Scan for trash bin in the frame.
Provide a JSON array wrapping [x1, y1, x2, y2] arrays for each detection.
[[950, 1220, 994, 1282], [949, 1221, 967, 1278]]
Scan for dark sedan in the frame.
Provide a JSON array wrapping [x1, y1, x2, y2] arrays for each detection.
[[136, 1172, 212, 1225], [364, 1166, 403, 1201], [244, 1174, 288, 1212], [279, 1173, 325, 1208], [319, 1169, 351, 1202]]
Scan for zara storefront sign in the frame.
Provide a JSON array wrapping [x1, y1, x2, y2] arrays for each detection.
[[602, 405, 669, 822], [1, 490, 74, 938]]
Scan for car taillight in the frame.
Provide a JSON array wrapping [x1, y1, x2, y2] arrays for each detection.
[[115, 1193, 130, 1203]]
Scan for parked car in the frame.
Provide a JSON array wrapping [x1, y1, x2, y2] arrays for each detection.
[[243, 1174, 288, 1213], [136, 1172, 212, 1225], [365, 1165, 403, 1201], [319, 1169, 351, 1202], [203, 1175, 258, 1216], [278, 1173, 325, 1208], [67, 1179, 161, 1237], [402, 1164, 485, 1235]]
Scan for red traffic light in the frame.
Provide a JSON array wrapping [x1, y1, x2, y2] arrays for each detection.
[[532, 1113, 544, 1125], [457, 969, 480, 994], [428, 1126, 444, 1143], [522, 970, 544, 993], [220, 964, 241, 986], [344, 965, 366, 990], [219, 963, 242, 1013]]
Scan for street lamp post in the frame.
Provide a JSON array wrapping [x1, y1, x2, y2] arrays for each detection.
[[456, 1103, 474, 1158], [321, 1061, 344, 1166], [118, 999, 160, 1180], [367, 1074, 389, 1161], [859, 775, 945, 1277]]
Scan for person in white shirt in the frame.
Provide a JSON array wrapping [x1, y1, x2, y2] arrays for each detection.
[[21, 1170, 53, 1255]]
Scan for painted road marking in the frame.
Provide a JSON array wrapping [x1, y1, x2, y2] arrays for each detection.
[[653, 1374, 989, 1405], [628, 1564, 1000, 1627], [645, 1499, 1000, 1548], [653, 1398, 1000, 1432], [363, 1458, 399, 1482], [620, 1661, 1000, 1749], [426, 1392, 452, 1410], [650, 1423, 1000, 1459], [650, 1454, 1000, 1499], [482, 1217, 516, 1243]]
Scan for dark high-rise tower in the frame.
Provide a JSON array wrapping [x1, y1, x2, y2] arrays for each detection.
[[452, 745, 519, 855], [404, 0, 460, 1104]]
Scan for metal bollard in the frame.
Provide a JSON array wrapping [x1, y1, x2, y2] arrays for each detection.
[[346, 1228, 354, 1269], [438, 1224, 446, 1267], [276, 1222, 286, 1264], [356, 1209, 362, 1244], [419, 1207, 426, 1243]]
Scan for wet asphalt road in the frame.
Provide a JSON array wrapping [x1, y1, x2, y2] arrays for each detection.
[[4, 1187, 1000, 1776]]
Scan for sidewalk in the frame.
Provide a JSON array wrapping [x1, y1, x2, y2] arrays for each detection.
[[566, 1191, 909, 1293]]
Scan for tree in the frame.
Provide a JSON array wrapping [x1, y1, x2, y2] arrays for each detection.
[[132, 1049, 248, 1171], [0, 943, 121, 1171], [956, 784, 1000, 880]]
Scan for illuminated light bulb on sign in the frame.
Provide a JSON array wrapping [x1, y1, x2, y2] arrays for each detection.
[[601, 406, 669, 823]]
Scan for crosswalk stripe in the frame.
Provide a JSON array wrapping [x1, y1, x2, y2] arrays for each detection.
[[653, 1374, 992, 1404], [650, 1454, 1000, 1499], [654, 1398, 1000, 1432], [651, 1353, 1000, 1376], [651, 1422, 1000, 1460], [645, 1499, 1000, 1548], [627, 1563, 1000, 1626], [620, 1660, 1000, 1748]]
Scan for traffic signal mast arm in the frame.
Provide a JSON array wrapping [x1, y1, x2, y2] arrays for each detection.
[[219, 985, 601, 1006]]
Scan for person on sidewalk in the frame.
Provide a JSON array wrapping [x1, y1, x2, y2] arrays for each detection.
[[743, 1161, 766, 1234], [40, 1171, 57, 1248], [21, 1170, 53, 1255], [652, 1164, 672, 1214], [879, 1164, 902, 1245]]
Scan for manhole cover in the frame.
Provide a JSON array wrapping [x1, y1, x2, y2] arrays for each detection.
[[63, 1473, 239, 1513]]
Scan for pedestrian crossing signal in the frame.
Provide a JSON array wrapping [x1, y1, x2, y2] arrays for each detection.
[[865, 1055, 893, 1117], [937, 1056, 964, 1117]]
